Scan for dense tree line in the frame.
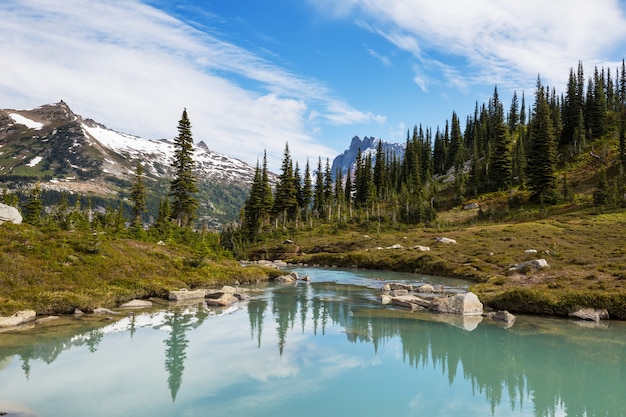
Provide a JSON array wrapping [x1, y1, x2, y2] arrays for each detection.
[[240, 59, 626, 240]]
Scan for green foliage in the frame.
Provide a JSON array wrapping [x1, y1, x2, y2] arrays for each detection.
[[169, 108, 199, 228]]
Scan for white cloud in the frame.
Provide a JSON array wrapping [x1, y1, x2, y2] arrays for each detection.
[[312, 0, 626, 89], [366, 47, 392, 67], [0, 0, 383, 171]]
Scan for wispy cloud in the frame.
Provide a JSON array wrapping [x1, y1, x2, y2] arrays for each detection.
[[366, 47, 392, 67], [0, 0, 384, 170], [312, 0, 626, 90]]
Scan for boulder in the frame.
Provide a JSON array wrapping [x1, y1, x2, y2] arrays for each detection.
[[381, 283, 391, 292], [391, 295, 426, 311], [0, 203, 22, 225], [435, 237, 457, 244], [206, 293, 239, 307], [433, 285, 445, 293], [391, 289, 409, 296], [288, 271, 299, 280], [463, 202, 479, 210], [380, 294, 393, 305], [219, 285, 238, 294], [569, 308, 610, 322], [0, 310, 36, 328], [120, 299, 153, 309], [509, 259, 549, 272], [168, 289, 208, 301], [389, 283, 413, 291], [274, 275, 296, 283], [486, 310, 516, 324], [415, 283, 435, 293], [386, 244, 404, 249], [431, 292, 483, 315], [413, 245, 431, 251]]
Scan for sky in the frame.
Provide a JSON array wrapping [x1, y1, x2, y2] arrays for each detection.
[[1, 0, 626, 172]]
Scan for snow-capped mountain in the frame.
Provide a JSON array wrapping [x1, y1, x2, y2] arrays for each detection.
[[330, 135, 405, 179], [0, 101, 265, 224]]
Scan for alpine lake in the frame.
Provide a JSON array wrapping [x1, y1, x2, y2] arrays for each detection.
[[0, 267, 624, 417]]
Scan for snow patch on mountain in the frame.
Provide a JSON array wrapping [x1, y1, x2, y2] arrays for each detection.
[[9, 113, 43, 130], [26, 156, 43, 167]]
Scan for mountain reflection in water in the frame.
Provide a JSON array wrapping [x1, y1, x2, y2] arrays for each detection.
[[0, 268, 624, 417]]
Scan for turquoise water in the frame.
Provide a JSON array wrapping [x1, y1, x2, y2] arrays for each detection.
[[0, 267, 625, 417]]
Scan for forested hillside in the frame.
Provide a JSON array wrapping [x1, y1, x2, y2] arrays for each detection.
[[237, 60, 626, 242]]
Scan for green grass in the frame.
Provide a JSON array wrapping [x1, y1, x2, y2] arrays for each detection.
[[0, 224, 279, 316], [246, 209, 626, 319]]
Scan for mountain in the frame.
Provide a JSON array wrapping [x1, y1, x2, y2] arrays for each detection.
[[330, 136, 405, 179], [0, 101, 267, 226]]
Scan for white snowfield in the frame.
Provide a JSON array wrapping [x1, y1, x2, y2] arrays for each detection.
[[9, 113, 44, 130], [82, 124, 255, 183], [26, 156, 43, 167]]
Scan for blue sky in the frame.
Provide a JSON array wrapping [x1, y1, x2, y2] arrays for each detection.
[[1, 0, 626, 171]]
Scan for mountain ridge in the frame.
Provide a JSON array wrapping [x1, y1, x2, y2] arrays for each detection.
[[0, 101, 267, 225]]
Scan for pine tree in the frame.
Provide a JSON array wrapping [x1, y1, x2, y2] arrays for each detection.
[[302, 159, 312, 214], [527, 77, 558, 202], [313, 157, 325, 217], [130, 162, 147, 230], [169, 109, 198, 228], [261, 150, 273, 214], [488, 87, 512, 190], [23, 182, 43, 226], [272, 143, 298, 226], [373, 139, 386, 197]]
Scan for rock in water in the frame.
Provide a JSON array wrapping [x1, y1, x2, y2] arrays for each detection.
[[431, 292, 483, 315], [0, 310, 36, 328]]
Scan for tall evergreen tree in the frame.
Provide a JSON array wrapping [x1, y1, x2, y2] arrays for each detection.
[[23, 182, 43, 226], [261, 151, 274, 215], [527, 77, 558, 202], [302, 159, 313, 212], [273, 143, 298, 225], [130, 162, 147, 229], [488, 87, 512, 190], [169, 109, 198, 228], [373, 139, 386, 197], [313, 157, 325, 216]]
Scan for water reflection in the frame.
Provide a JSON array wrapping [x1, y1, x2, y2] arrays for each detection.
[[0, 269, 624, 417]]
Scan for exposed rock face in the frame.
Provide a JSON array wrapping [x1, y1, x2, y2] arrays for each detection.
[[168, 289, 208, 301], [0, 310, 36, 328], [431, 292, 483, 316], [0, 203, 22, 225]]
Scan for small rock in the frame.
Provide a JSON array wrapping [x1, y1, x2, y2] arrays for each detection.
[[435, 237, 457, 244], [386, 244, 404, 249], [391, 289, 409, 296], [169, 289, 208, 301], [486, 310, 516, 324], [463, 202, 479, 210], [274, 275, 296, 283], [0, 310, 37, 328], [415, 284, 435, 293], [380, 294, 393, 305], [220, 285, 238, 294], [282, 239, 294, 244], [93, 308, 118, 315], [120, 299, 153, 309], [288, 271, 299, 280], [509, 259, 549, 272], [381, 283, 391, 292], [74, 309, 84, 316], [525, 249, 538, 253], [569, 308, 609, 322], [206, 293, 239, 307], [413, 245, 431, 251], [300, 275, 311, 282]]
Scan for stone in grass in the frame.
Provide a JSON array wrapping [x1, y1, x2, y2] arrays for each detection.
[[569, 308, 609, 322]]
